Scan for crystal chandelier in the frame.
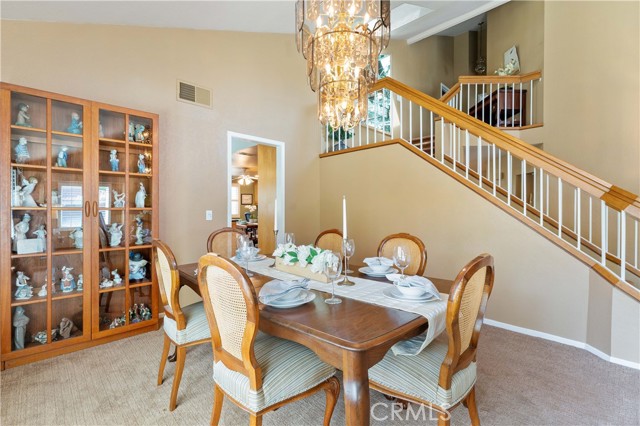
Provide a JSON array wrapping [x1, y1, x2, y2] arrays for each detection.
[[296, 0, 390, 129]]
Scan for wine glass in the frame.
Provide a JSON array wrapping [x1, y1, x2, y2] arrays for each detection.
[[323, 251, 343, 305], [239, 239, 255, 277], [339, 238, 355, 286], [393, 245, 411, 282], [285, 232, 296, 245]]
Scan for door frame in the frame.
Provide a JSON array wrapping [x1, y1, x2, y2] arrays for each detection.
[[226, 131, 285, 242]]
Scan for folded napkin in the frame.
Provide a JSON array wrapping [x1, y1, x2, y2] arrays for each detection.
[[259, 279, 309, 304], [384, 275, 442, 300], [363, 257, 394, 267]]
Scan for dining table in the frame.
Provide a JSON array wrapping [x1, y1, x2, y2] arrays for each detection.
[[177, 259, 452, 426]]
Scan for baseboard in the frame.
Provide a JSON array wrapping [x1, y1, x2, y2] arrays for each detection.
[[484, 318, 640, 370]]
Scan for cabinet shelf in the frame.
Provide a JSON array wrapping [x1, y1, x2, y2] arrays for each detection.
[[10, 163, 47, 170], [11, 125, 46, 134], [130, 172, 153, 178], [98, 286, 126, 294], [99, 247, 125, 252], [129, 281, 152, 288], [99, 137, 126, 145], [51, 292, 83, 301], [11, 207, 46, 211], [129, 141, 152, 148], [51, 130, 83, 139], [130, 244, 152, 250], [51, 166, 83, 174], [11, 297, 47, 307], [129, 208, 152, 212], [11, 252, 47, 259], [52, 249, 82, 256], [99, 170, 125, 176], [51, 207, 82, 211]]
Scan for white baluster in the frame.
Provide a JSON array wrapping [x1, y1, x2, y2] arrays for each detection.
[[465, 130, 470, 179], [492, 143, 497, 196], [617, 211, 621, 256], [634, 220, 638, 268], [601, 201, 607, 265], [430, 111, 434, 157], [477, 136, 483, 188], [474, 84, 478, 119], [519, 82, 523, 126], [576, 188, 581, 250], [558, 178, 563, 238], [539, 169, 544, 226], [419, 106, 423, 152], [440, 116, 445, 163], [507, 152, 512, 206], [400, 96, 403, 141], [522, 159, 527, 214], [511, 83, 515, 128], [546, 174, 550, 216], [489, 83, 493, 126], [481, 84, 486, 123], [530, 80, 534, 125], [620, 211, 626, 281]]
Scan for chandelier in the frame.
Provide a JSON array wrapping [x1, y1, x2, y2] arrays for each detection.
[[296, 0, 390, 129]]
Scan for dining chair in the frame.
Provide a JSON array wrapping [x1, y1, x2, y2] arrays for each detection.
[[314, 228, 343, 252], [368, 253, 495, 426], [377, 232, 428, 275], [198, 252, 340, 426], [153, 240, 212, 411], [207, 227, 245, 257]]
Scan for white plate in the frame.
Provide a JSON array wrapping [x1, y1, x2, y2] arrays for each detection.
[[382, 286, 438, 302], [359, 266, 396, 277], [232, 254, 267, 262], [261, 290, 316, 308]]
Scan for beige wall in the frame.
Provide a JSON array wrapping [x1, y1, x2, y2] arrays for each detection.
[[453, 32, 473, 79], [543, 1, 640, 193], [320, 144, 640, 364], [1, 21, 322, 263], [487, 0, 544, 73]]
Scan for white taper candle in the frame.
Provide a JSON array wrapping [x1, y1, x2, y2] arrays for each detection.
[[274, 198, 278, 232], [342, 196, 347, 239]]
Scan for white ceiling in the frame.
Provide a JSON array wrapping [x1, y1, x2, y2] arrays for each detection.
[[0, 0, 508, 43]]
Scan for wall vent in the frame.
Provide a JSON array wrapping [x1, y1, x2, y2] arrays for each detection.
[[177, 80, 212, 108]]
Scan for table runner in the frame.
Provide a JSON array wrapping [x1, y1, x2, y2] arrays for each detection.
[[247, 258, 447, 356]]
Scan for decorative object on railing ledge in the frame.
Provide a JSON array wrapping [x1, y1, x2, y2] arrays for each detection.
[[474, 21, 487, 75], [296, 0, 390, 129]]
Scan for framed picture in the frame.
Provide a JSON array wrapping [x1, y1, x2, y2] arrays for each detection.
[[241, 194, 253, 205]]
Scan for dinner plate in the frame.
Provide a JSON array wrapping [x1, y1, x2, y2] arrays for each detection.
[[382, 286, 438, 302], [232, 254, 267, 262], [261, 290, 316, 308], [359, 266, 396, 277]]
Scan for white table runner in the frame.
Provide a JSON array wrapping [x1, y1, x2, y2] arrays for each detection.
[[247, 258, 447, 356]]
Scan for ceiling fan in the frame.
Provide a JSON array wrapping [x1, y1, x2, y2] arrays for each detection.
[[233, 168, 258, 186]]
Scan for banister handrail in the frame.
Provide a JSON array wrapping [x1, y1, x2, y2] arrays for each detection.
[[370, 77, 640, 216], [439, 71, 543, 102], [439, 82, 460, 104]]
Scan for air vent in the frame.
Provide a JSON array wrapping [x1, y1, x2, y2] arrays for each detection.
[[177, 80, 212, 108]]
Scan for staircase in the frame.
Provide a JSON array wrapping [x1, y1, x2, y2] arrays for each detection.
[[320, 77, 640, 301]]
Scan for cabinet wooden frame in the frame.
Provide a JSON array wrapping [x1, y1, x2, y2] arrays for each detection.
[[0, 83, 159, 369]]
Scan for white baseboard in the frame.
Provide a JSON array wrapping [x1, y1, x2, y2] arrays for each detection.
[[484, 318, 640, 370]]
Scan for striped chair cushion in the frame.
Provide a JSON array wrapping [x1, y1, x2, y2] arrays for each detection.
[[369, 334, 476, 408], [163, 302, 211, 345], [214, 334, 336, 412]]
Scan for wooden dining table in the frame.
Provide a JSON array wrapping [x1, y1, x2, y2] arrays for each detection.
[[178, 261, 451, 425]]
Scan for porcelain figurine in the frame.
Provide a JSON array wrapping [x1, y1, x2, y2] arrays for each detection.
[[129, 252, 148, 280], [128, 122, 135, 141], [141, 304, 152, 321], [49, 278, 55, 294], [56, 146, 69, 168], [14, 137, 30, 163], [60, 266, 75, 293], [37, 284, 47, 297], [76, 274, 83, 292], [109, 150, 119, 172], [99, 122, 105, 138], [51, 190, 60, 206], [137, 154, 146, 174], [134, 216, 149, 245], [109, 315, 126, 329], [12, 185, 23, 207], [14, 272, 33, 300], [112, 269, 123, 287], [32, 330, 48, 345], [134, 182, 147, 208], [15, 103, 31, 127], [32, 225, 47, 249], [99, 278, 113, 289], [134, 124, 145, 142], [20, 176, 39, 207], [66, 112, 83, 134], [69, 227, 83, 249], [107, 223, 123, 247], [113, 190, 126, 208], [13, 307, 30, 350], [13, 213, 31, 252], [59, 318, 77, 339]]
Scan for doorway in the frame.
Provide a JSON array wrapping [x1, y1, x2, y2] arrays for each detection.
[[227, 132, 284, 254]]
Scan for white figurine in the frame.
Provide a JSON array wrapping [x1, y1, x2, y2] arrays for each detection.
[[60, 266, 75, 293], [134, 216, 149, 245], [32, 225, 46, 252], [134, 182, 147, 208], [113, 190, 125, 208], [109, 150, 119, 172], [128, 121, 134, 141], [14, 137, 30, 163], [99, 122, 105, 138], [37, 284, 47, 297], [107, 223, 123, 247], [51, 190, 60, 206], [13, 213, 31, 252], [137, 154, 146, 174], [20, 176, 38, 207], [14, 271, 33, 300], [69, 227, 83, 249], [13, 307, 30, 350], [77, 274, 83, 291], [12, 185, 23, 207], [112, 269, 123, 287], [15, 103, 31, 127], [100, 278, 114, 289], [56, 146, 69, 168]]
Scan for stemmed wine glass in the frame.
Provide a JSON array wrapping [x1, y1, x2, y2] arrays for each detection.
[[239, 239, 255, 277], [323, 251, 343, 305], [393, 245, 411, 282], [285, 232, 295, 245], [339, 238, 355, 286]]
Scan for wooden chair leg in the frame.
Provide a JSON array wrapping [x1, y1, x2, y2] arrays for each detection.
[[249, 414, 262, 426], [169, 346, 186, 411], [437, 411, 450, 426], [157, 334, 171, 385], [211, 384, 224, 426], [465, 386, 480, 426], [322, 377, 341, 426]]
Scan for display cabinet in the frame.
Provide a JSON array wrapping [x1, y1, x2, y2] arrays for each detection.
[[0, 84, 159, 369]]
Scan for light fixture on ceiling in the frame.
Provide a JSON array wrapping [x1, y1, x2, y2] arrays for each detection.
[[296, 0, 390, 130], [235, 169, 258, 186]]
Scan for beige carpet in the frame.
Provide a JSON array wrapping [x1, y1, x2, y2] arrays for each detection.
[[1, 325, 638, 426]]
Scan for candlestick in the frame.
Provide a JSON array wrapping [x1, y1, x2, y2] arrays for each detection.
[[338, 238, 355, 286]]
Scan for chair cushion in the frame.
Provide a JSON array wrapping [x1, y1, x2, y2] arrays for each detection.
[[214, 334, 336, 412], [163, 302, 211, 345], [369, 334, 476, 409]]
